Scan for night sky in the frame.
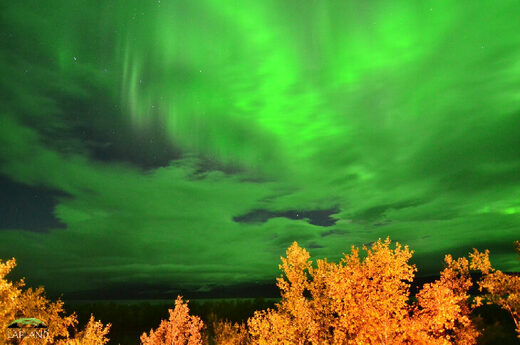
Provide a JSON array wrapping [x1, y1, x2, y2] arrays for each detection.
[[1, 1, 519, 299]]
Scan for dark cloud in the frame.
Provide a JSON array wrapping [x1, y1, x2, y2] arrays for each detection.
[[307, 242, 324, 249], [234, 208, 339, 227], [0, 176, 67, 232]]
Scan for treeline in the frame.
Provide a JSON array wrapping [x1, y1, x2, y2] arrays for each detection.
[[66, 298, 278, 345], [1, 238, 519, 344], [66, 299, 518, 345]]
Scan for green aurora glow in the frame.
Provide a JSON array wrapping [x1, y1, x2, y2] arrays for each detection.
[[1, 0, 519, 296]]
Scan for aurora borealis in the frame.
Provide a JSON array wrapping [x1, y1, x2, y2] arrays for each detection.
[[1, 0, 519, 298]]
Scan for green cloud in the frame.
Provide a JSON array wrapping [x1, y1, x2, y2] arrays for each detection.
[[0, 0, 519, 296]]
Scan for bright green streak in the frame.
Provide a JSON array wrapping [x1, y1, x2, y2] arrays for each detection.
[[1, 0, 520, 295]]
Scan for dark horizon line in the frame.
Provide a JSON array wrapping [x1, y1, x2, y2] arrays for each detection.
[[50, 272, 520, 302]]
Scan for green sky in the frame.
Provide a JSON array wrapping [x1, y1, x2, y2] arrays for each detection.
[[1, 0, 519, 297]]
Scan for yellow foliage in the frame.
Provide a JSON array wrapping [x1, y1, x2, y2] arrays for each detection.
[[0, 258, 111, 345], [1, 258, 76, 344], [413, 255, 479, 344], [141, 295, 205, 345], [248, 238, 479, 345], [213, 320, 249, 345], [470, 244, 520, 339], [57, 315, 111, 345]]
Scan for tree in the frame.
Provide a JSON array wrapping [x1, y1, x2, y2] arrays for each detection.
[[213, 320, 249, 345], [247, 242, 319, 345], [57, 315, 111, 345], [411, 254, 479, 344], [0, 257, 111, 345], [141, 295, 205, 345], [1, 258, 76, 344], [470, 242, 520, 339], [248, 238, 479, 345]]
